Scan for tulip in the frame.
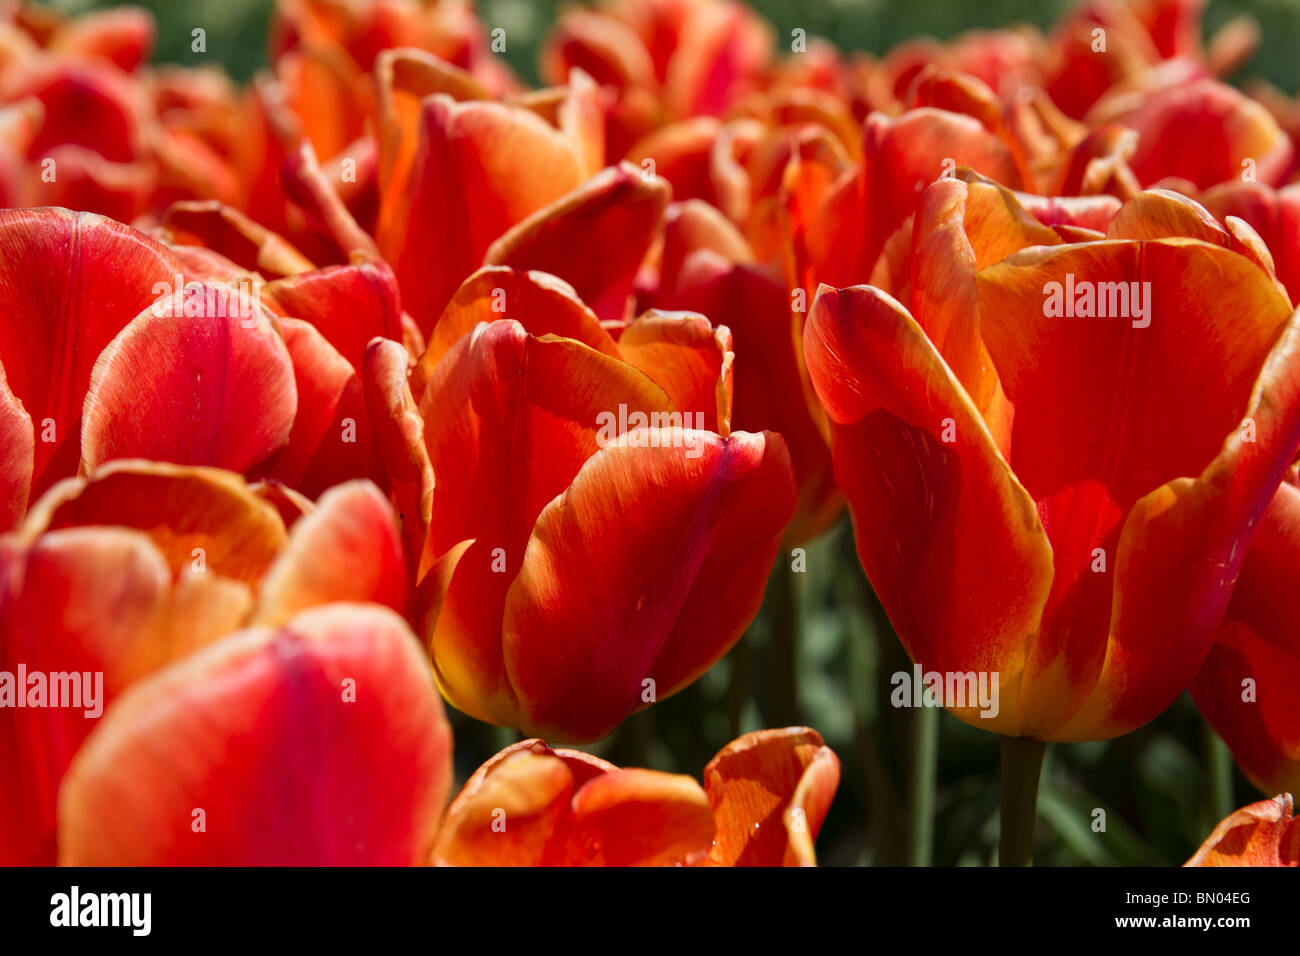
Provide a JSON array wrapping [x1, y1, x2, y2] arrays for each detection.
[[433, 727, 840, 866], [1192, 481, 1300, 796], [1, 462, 408, 863], [0, 206, 410, 522], [1185, 794, 1298, 867], [366, 268, 797, 742], [802, 182, 1300, 744]]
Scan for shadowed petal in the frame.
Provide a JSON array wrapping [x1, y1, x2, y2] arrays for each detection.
[[503, 429, 796, 741]]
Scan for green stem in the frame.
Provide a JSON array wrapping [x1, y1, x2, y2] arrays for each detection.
[[769, 558, 801, 726], [999, 736, 1047, 866], [905, 703, 939, 866], [1202, 721, 1233, 825]]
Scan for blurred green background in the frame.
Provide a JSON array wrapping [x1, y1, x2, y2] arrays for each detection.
[[44, 0, 1296, 865], [44, 0, 1300, 92]]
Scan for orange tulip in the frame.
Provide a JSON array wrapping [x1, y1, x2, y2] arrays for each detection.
[[433, 727, 840, 866], [802, 180, 1300, 742], [1185, 794, 1298, 867]]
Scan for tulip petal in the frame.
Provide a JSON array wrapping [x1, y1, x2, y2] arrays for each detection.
[[704, 727, 841, 866], [416, 266, 619, 391], [503, 429, 796, 741], [0, 528, 172, 864], [1185, 794, 1299, 867], [58, 604, 453, 865], [615, 309, 734, 435], [975, 240, 1295, 737], [483, 163, 669, 321], [363, 337, 433, 576], [555, 768, 715, 866], [255, 481, 408, 626], [433, 741, 582, 867], [21, 460, 287, 585], [81, 287, 298, 475], [421, 321, 674, 727], [377, 94, 585, 333], [0, 361, 33, 531], [269, 316, 368, 496], [0, 209, 183, 492], [1193, 483, 1300, 795], [803, 285, 1052, 735]]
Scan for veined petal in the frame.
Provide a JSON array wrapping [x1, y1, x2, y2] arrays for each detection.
[[80, 287, 298, 476]]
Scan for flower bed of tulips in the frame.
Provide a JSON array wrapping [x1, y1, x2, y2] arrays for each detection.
[[1, 0, 1298, 870]]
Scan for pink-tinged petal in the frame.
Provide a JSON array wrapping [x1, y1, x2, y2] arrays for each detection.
[[0, 208, 183, 492], [376, 94, 586, 333], [58, 604, 453, 865], [803, 285, 1052, 736], [615, 310, 734, 435], [0, 528, 172, 864], [1193, 483, 1300, 796], [704, 727, 841, 866], [81, 287, 298, 475], [1185, 794, 1299, 867], [363, 337, 432, 578], [420, 321, 674, 729], [0, 360, 33, 531], [503, 430, 796, 742], [416, 266, 619, 391], [267, 316, 368, 497], [255, 480, 408, 626], [483, 162, 669, 321], [21, 460, 288, 586]]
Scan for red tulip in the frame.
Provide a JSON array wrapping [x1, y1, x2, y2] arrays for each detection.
[[366, 270, 797, 741], [1193, 481, 1300, 796]]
